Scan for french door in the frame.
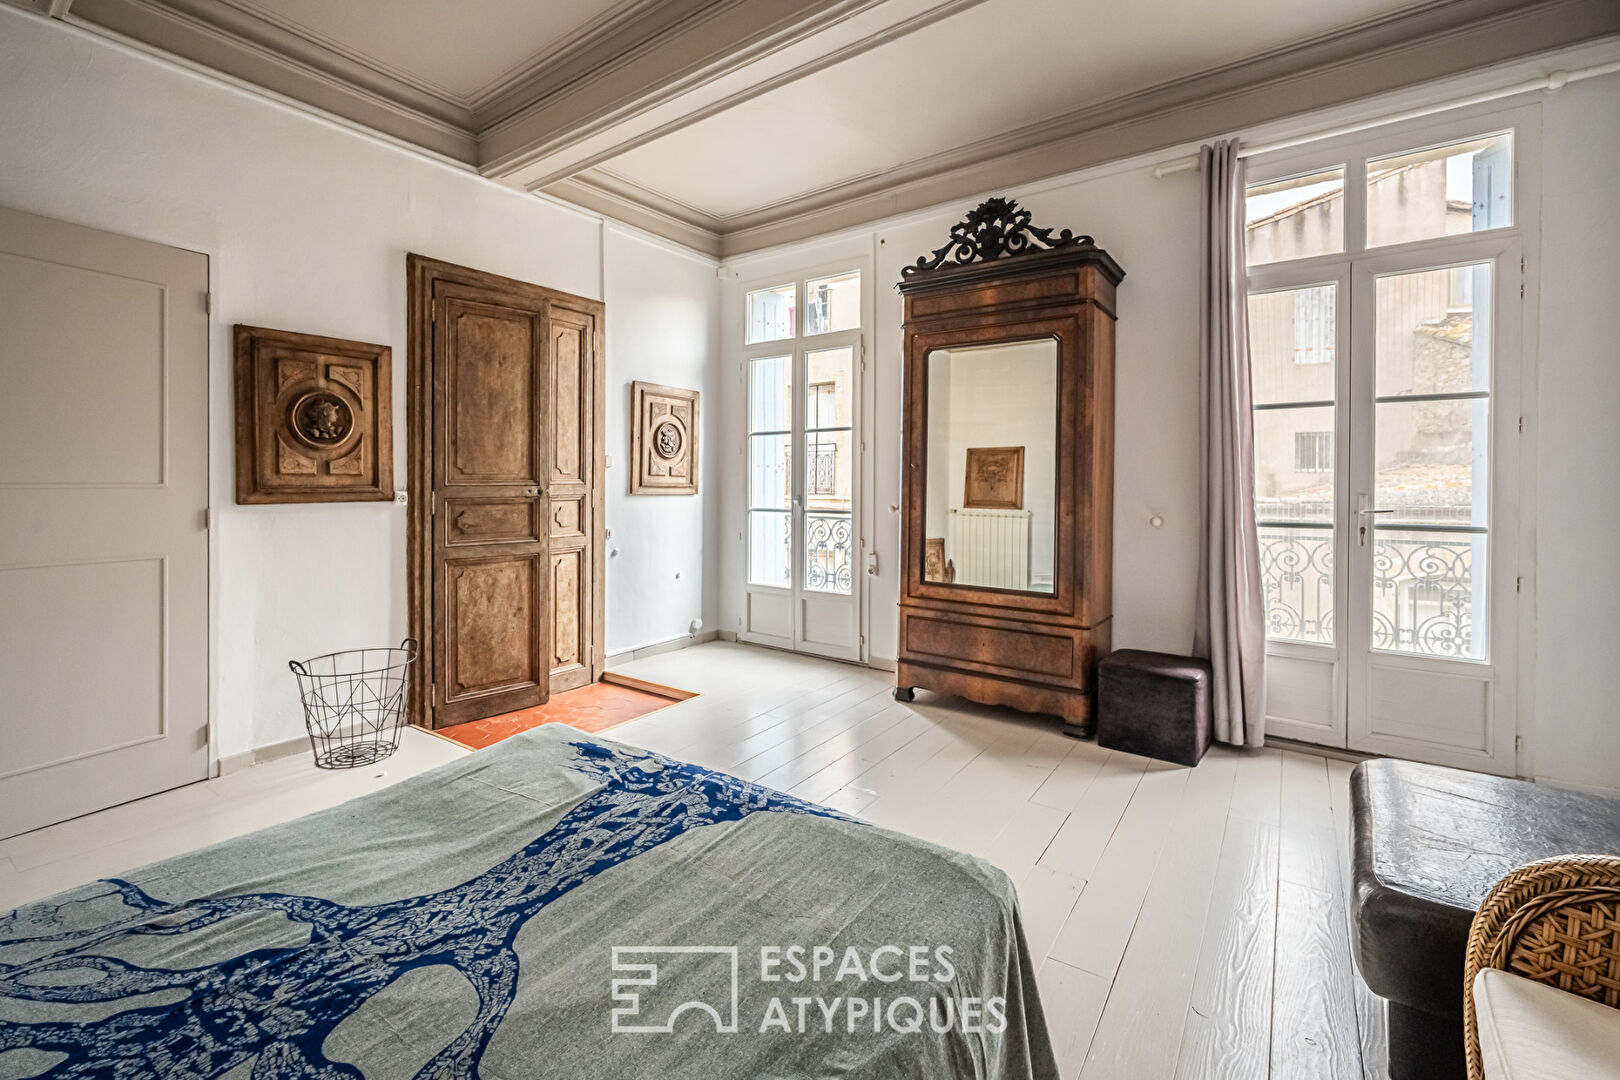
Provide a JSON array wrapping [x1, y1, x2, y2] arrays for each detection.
[[1252, 237, 1521, 773], [741, 270, 864, 661]]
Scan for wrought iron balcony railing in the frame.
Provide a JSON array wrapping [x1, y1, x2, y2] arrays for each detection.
[[805, 512, 853, 594], [1259, 526, 1482, 659]]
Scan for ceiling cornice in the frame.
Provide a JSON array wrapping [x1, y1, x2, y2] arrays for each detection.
[[28, 0, 1620, 260], [708, 0, 1620, 255], [544, 176, 724, 258], [477, 0, 942, 185], [484, 0, 991, 192], [66, 0, 481, 159]]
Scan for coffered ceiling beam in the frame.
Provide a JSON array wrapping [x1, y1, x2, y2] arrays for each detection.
[[480, 0, 986, 191]]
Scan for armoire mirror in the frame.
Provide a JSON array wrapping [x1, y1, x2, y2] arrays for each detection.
[[923, 338, 1058, 594]]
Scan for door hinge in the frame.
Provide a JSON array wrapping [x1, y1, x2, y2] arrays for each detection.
[[430, 683, 437, 706], [203, 290, 212, 315], [1518, 416, 1525, 433], [431, 492, 438, 516], [1516, 576, 1524, 592], [1515, 735, 1523, 753]]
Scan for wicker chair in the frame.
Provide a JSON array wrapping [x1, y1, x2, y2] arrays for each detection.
[[1462, 854, 1620, 1080]]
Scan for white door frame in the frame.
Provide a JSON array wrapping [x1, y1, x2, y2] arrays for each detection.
[[1344, 234, 1522, 773], [738, 258, 871, 662]]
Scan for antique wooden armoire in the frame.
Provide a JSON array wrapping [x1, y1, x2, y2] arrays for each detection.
[[894, 198, 1124, 735]]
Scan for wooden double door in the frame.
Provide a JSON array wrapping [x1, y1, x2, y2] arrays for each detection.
[[407, 256, 603, 728]]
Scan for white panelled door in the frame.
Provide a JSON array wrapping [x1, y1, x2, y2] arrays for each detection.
[[0, 208, 210, 837], [1247, 121, 1524, 774], [741, 269, 864, 661]]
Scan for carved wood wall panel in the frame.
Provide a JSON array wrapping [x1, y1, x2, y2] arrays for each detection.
[[233, 325, 392, 503], [629, 380, 698, 495]]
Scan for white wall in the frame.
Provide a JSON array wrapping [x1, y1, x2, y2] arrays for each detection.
[[720, 72, 1620, 792], [0, 10, 720, 759], [1533, 72, 1620, 795], [602, 226, 720, 655]]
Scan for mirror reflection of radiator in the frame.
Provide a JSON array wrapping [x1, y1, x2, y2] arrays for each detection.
[[948, 508, 1031, 590]]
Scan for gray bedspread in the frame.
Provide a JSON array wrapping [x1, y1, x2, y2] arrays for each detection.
[[0, 723, 1058, 1079]]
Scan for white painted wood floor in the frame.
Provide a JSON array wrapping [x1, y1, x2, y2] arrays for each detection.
[[0, 641, 1386, 1079]]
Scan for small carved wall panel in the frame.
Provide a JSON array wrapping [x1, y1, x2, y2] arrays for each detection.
[[963, 446, 1025, 509], [630, 381, 698, 495], [234, 325, 392, 503]]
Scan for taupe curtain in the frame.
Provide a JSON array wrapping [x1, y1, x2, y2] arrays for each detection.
[[1193, 138, 1267, 747]]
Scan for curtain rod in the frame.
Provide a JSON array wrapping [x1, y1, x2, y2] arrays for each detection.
[[1151, 59, 1620, 178]]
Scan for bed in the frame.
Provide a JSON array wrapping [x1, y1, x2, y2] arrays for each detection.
[[0, 724, 1058, 1079]]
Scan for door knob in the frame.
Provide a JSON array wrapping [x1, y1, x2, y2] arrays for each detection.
[[524, 487, 543, 497]]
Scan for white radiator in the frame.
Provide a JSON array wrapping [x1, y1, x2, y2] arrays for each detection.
[[948, 508, 1032, 590]]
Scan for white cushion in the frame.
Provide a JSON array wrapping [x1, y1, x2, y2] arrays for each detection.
[[1473, 967, 1620, 1079]]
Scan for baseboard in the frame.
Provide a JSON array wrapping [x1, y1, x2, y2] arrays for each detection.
[[604, 628, 719, 666], [717, 629, 738, 642], [216, 734, 309, 776], [866, 655, 897, 673]]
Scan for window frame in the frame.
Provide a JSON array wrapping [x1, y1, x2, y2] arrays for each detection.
[[1241, 99, 1538, 771]]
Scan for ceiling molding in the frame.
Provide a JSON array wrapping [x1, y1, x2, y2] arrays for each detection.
[[706, 0, 1620, 255], [544, 176, 723, 258], [477, 0, 933, 184], [67, 0, 481, 159], [487, 0, 991, 192], [468, 0, 774, 126]]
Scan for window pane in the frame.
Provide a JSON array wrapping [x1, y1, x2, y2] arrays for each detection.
[[1375, 264, 1492, 397], [805, 512, 852, 594], [749, 511, 790, 587], [1255, 406, 1335, 524], [1259, 525, 1334, 645], [1245, 167, 1345, 266], [1375, 401, 1488, 526], [748, 355, 791, 432], [1372, 529, 1485, 659], [1367, 133, 1511, 248], [749, 433, 791, 510], [805, 345, 853, 430], [1249, 284, 1337, 404], [805, 431, 849, 510], [804, 270, 860, 335], [746, 283, 795, 344]]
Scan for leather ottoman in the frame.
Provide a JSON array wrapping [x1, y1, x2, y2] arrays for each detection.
[[1349, 759, 1620, 1079], [1094, 650, 1212, 767]]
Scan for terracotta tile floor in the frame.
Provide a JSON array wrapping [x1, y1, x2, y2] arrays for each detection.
[[438, 681, 685, 750]]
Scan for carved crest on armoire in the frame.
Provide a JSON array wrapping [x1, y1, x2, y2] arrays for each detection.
[[894, 198, 1124, 735]]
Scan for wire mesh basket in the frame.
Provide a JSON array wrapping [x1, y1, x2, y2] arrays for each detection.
[[288, 638, 418, 769]]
